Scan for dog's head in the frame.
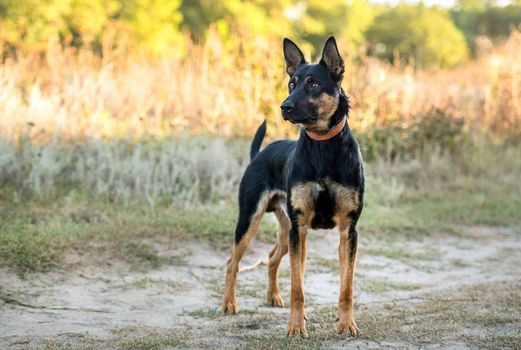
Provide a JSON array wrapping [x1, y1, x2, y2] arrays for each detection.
[[281, 36, 349, 133]]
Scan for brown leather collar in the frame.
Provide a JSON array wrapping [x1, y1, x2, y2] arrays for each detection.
[[305, 116, 347, 141]]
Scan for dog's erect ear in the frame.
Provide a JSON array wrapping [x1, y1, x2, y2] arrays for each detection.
[[320, 36, 345, 83], [283, 38, 306, 76]]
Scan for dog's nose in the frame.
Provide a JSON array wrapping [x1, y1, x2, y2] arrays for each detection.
[[280, 100, 294, 113]]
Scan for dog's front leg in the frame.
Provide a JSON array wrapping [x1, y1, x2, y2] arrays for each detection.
[[286, 219, 308, 337], [337, 226, 360, 336]]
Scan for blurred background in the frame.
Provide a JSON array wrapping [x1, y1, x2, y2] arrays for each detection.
[[0, 0, 520, 270], [1, 0, 520, 141]]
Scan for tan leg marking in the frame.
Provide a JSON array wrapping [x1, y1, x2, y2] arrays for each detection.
[[336, 226, 359, 336], [221, 194, 269, 314], [299, 227, 308, 279], [287, 225, 308, 338], [266, 206, 290, 307]]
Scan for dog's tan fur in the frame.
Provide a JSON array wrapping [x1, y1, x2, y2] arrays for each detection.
[[336, 226, 359, 335], [223, 37, 363, 339], [222, 190, 289, 314], [291, 179, 359, 227], [286, 179, 360, 336], [266, 204, 290, 307], [221, 192, 270, 314], [287, 225, 308, 337], [290, 182, 321, 226], [306, 92, 340, 132]]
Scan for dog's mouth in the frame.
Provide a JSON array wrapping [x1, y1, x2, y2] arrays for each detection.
[[286, 117, 317, 125]]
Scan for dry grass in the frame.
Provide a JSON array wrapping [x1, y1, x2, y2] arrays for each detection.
[[0, 137, 245, 206], [0, 32, 519, 207], [0, 31, 520, 144], [0, 30, 520, 275]]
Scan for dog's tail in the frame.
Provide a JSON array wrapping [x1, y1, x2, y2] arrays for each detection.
[[250, 119, 267, 161]]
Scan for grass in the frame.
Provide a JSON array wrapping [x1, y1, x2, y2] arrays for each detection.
[[360, 144, 521, 237], [362, 245, 437, 261], [314, 281, 520, 347], [0, 194, 276, 275], [34, 280, 521, 349], [191, 281, 520, 349], [1, 139, 520, 275], [41, 327, 187, 350], [1, 31, 520, 143], [119, 333, 186, 350], [184, 308, 224, 319], [361, 279, 422, 293], [185, 307, 259, 319]]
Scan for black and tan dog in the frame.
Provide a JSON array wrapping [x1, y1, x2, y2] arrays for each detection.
[[221, 36, 364, 338]]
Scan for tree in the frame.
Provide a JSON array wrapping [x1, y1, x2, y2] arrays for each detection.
[[366, 5, 469, 68], [0, 0, 70, 54], [341, 0, 375, 49], [180, 0, 295, 44], [119, 0, 184, 55], [452, 3, 521, 53], [292, 0, 350, 55]]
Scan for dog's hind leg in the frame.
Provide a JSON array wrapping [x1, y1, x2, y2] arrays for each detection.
[[222, 193, 269, 314], [266, 205, 290, 307]]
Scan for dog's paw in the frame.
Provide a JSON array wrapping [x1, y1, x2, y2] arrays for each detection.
[[336, 317, 359, 336], [287, 315, 308, 338], [266, 292, 284, 307], [221, 298, 238, 315]]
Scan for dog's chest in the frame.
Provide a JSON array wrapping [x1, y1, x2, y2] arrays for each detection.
[[290, 179, 359, 230]]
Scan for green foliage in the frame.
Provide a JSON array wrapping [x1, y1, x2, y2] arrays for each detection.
[[342, 0, 376, 48], [293, 0, 349, 53], [366, 5, 469, 68], [0, 0, 69, 52], [119, 0, 184, 55], [0, 0, 518, 64], [0, 0, 185, 56], [452, 4, 521, 52], [181, 0, 295, 45], [63, 0, 120, 48], [294, 0, 375, 56]]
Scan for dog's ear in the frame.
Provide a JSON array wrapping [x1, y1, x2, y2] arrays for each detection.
[[283, 38, 306, 77], [320, 36, 344, 83]]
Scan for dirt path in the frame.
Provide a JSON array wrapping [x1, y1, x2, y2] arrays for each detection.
[[1, 226, 520, 349]]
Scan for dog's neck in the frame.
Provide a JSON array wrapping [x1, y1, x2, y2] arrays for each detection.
[[306, 116, 346, 141], [303, 90, 350, 142]]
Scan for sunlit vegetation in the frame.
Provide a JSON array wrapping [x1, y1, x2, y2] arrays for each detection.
[[0, 1, 520, 275]]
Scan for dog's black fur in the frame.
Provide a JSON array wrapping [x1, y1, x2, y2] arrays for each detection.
[[236, 37, 363, 250], [222, 36, 364, 338]]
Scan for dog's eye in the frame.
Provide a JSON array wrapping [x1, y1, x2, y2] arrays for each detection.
[[311, 82, 319, 89], [289, 82, 295, 90]]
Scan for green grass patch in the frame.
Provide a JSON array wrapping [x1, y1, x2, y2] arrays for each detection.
[[361, 279, 422, 293], [363, 245, 437, 262], [119, 334, 186, 350], [1, 141, 520, 275]]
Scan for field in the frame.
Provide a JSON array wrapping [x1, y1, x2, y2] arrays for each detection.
[[1, 31, 521, 349]]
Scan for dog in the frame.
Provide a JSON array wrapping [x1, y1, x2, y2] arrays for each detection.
[[221, 36, 364, 338]]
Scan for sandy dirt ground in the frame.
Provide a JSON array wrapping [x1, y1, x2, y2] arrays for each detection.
[[1, 225, 520, 349]]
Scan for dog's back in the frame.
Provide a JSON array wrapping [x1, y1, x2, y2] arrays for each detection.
[[235, 126, 296, 243], [222, 36, 364, 338]]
